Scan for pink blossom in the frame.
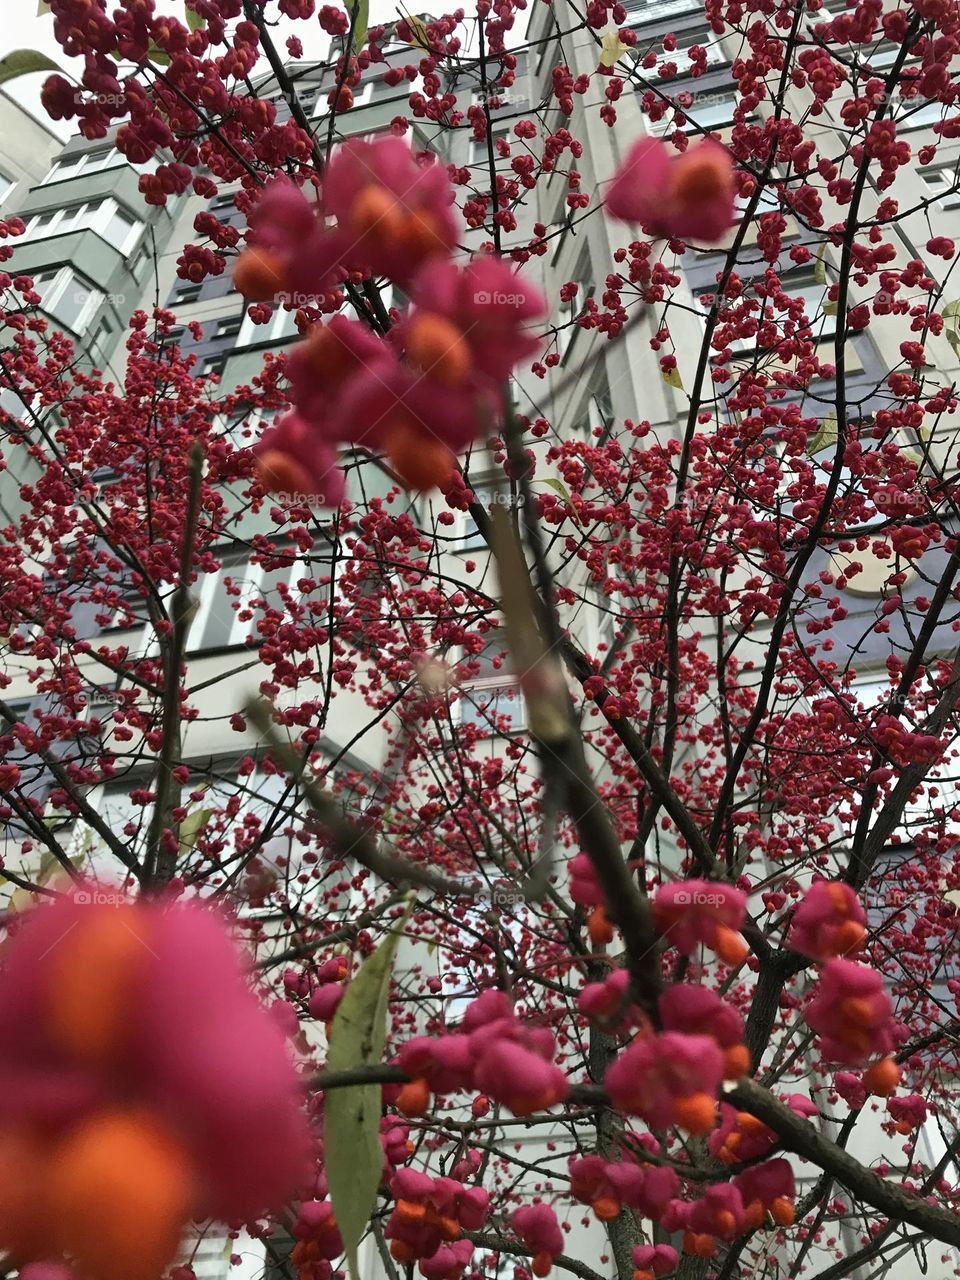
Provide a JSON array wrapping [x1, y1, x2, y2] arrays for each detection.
[[653, 881, 748, 965], [805, 959, 896, 1064], [733, 1158, 796, 1229], [322, 136, 461, 284], [512, 1203, 564, 1275], [0, 897, 309, 1280], [632, 1244, 678, 1277], [687, 1183, 745, 1241], [569, 853, 604, 906], [789, 881, 867, 962], [473, 1037, 569, 1117], [461, 989, 514, 1030], [578, 969, 640, 1029], [395, 1034, 474, 1094], [308, 985, 345, 1022], [605, 1032, 723, 1132], [709, 1104, 776, 1165], [406, 257, 547, 385], [252, 410, 345, 508], [659, 984, 743, 1047], [418, 1240, 474, 1280], [605, 137, 735, 243]]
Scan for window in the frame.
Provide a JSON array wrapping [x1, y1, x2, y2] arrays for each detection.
[[624, 0, 708, 25], [213, 406, 282, 450], [186, 549, 314, 654], [920, 167, 960, 209], [200, 354, 227, 378], [175, 282, 203, 305], [783, 275, 836, 341], [734, 167, 782, 217], [215, 315, 243, 341], [574, 371, 613, 436], [700, 273, 836, 363], [644, 35, 728, 76], [457, 632, 525, 733], [0, 388, 29, 428], [460, 476, 519, 551], [898, 96, 947, 130], [558, 251, 595, 364], [469, 127, 511, 168], [42, 148, 128, 183], [237, 305, 301, 347], [29, 268, 103, 334], [311, 79, 373, 117], [21, 198, 143, 255], [649, 88, 751, 135]]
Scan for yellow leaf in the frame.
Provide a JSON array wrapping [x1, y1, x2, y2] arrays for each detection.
[[405, 14, 432, 51], [599, 31, 630, 67], [662, 365, 683, 389]]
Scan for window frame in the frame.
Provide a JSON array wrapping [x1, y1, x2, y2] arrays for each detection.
[[21, 197, 143, 255], [29, 266, 104, 335]]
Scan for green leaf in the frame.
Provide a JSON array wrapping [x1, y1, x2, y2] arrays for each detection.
[[184, 2, 205, 31], [822, 297, 838, 316], [179, 806, 212, 852], [0, 50, 61, 86], [147, 40, 172, 66], [37, 1, 52, 15], [325, 894, 415, 1280], [350, 0, 369, 52], [540, 477, 582, 527], [807, 410, 838, 456], [943, 299, 960, 359]]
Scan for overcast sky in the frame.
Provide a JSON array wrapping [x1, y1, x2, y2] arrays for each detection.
[[1, 0, 414, 140]]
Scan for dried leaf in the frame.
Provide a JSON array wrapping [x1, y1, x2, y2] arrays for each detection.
[[599, 31, 630, 66], [405, 13, 432, 51], [814, 242, 828, 285]]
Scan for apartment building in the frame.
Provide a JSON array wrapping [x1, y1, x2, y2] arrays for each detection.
[[0, 6, 957, 1277]]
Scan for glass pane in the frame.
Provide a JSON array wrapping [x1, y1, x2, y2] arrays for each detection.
[[102, 205, 139, 249], [461, 684, 525, 731], [199, 553, 249, 650], [51, 277, 95, 332]]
